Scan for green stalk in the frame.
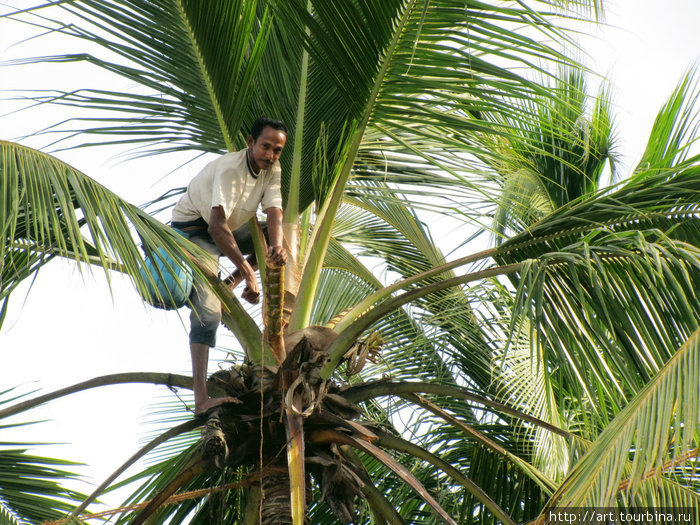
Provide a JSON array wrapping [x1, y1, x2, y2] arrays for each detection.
[[339, 446, 404, 524], [131, 454, 206, 525], [333, 247, 499, 333], [359, 485, 400, 525], [0, 372, 196, 421], [282, 5, 310, 304], [243, 486, 262, 524], [284, 3, 311, 223], [320, 262, 525, 378], [340, 381, 574, 439], [288, 131, 357, 331], [298, 205, 312, 262], [288, 0, 421, 332]]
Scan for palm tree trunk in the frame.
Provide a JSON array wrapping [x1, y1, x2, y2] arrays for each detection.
[[260, 469, 293, 525], [259, 467, 313, 525]]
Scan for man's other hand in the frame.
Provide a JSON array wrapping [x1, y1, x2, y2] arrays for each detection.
[[238, 261, 260, 304], [241, 285, 260, 304]]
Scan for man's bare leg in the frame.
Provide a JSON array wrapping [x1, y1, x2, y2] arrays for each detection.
[[190, 342, 240, 415]]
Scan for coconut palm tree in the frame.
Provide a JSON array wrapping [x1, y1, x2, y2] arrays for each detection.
[[447, 66, 700, 514], [2, 1, 699, 524]]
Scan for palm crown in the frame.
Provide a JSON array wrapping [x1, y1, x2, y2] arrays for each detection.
[[1, 1, 699, 524]]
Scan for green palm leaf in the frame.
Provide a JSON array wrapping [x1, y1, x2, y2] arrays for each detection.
[[8, 0, 276, 154], [328, 196, 494, 389], [0, 140, 262, 352], [485, 66, 616, 241], [0, 388, 88, 524], [0, 447, 86, 524], [5, 1, 607, 323], [14, 1, 700, 523], [540, 325, 699, 509], [635, 68, 700, 172], [490, 308, 572, 482]]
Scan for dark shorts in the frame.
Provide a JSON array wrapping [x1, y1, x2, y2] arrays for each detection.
[[171, 217, 266, 258], [171, 217, 267, 347]]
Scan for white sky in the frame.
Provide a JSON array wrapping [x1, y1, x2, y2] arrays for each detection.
[[1, 0, 699, 519]]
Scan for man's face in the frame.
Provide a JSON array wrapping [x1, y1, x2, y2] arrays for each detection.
[[246, 126, 287, 173]]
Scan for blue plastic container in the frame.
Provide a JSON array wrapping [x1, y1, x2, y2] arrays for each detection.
[[140, 247, 193, 310]]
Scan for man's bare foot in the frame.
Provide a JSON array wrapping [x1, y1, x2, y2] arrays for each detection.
[[194, 396, 241, 416]]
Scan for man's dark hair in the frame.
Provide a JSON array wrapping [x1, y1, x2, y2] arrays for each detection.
[[250, 117, 288, 141]]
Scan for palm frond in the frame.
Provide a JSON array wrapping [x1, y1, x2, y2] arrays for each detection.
[[540, 325, 700, 509], [635, 67, 700, 173], [625, 476, 700, 509], [489, 307, 572, 482], [495, 159, 700, 263], [509, 230, 700, 421], [0, 140, 262, 352], [311, 265, 457, 385], [0, 505, 22, 525], [7, 0, 277, 154], [330, 195, 494, 387], [483, 66, 616, 242], [0, 388, 87, 524]]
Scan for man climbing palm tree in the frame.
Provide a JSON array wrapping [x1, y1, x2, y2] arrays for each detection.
[[171, 117, 289, 415]]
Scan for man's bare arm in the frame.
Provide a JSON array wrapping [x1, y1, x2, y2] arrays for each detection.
[[208, 205, 260, 303], [265, 206, 287, 267]]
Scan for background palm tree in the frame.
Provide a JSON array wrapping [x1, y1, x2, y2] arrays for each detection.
[[1, 1, 699, 524], [0, 388, 88, 525]]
